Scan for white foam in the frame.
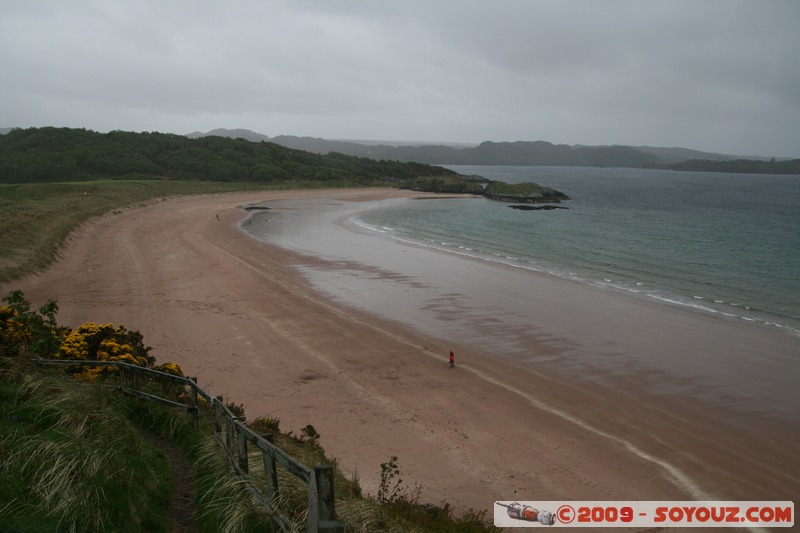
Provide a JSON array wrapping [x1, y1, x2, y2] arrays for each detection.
[[350, 217, 386, 233]]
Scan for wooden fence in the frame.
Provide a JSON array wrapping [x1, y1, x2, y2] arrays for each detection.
[[35, 359, 344, 533]]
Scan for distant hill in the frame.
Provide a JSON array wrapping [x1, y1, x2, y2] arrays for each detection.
[[655, 158, 800, 174], [271, 135, 377, 155], [186, 128, 272, 143], [188, 129, 795, 171], [4, 127, 796, 174], [630, 145, 776, 163], [196, 131, 661, 166]]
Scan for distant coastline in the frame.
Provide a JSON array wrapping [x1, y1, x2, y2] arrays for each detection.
[[187, 128, 800, 173], [3, 126, 796, 175]]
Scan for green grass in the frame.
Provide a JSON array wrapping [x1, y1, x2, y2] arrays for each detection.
[[0, 179, 368, 282], [0, 354, 498, 532], [0, 358, 171, 532], [0, 355, 276, 533], [119, 387, 275, 533]]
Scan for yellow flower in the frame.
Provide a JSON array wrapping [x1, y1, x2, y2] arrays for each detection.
[[153, 362, 185, 377]]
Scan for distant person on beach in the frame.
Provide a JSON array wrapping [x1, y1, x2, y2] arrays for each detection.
[[449, 350, 455, 368]]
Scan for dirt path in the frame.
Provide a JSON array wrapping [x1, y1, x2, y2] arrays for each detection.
[[137, 429, 198, 533]]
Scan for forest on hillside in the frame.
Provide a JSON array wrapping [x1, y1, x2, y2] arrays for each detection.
[[0, 127, 458, 184]]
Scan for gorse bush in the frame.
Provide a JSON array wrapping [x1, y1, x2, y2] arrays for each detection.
[[59, 322, 153, 364], [0, 290, 62, 358], [1, 290, 182, 380], [58, 322, 155, 381], [152, 361, 185, 377]]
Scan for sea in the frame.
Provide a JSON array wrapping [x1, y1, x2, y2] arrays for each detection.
[[351, 165, 800, 337]]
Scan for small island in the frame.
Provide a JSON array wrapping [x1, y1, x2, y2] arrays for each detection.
[[483, 180, 570, 204], [399, 176, 570, 205]]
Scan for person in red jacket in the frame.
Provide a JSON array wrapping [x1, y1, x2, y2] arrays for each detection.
[[449, 350, 455, 368]]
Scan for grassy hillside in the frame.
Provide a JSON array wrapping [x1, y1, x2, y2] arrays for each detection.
[[0, 295, 498, 532], [0, 357, 497, 531], [1, 357, 173, 531], [0, 353, 286, 532]]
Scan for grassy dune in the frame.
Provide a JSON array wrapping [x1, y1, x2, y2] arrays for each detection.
[[0, 180, 341, 282], [0, 359, 173, 531]]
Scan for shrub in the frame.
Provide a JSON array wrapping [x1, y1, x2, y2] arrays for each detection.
[[152, 361, 185, 377], [2, 291, 185, 386], [0, 290, 62, 358], [248, 415, 280, 435], [377, 455, 404, 504], [57, 322, 154, 381]]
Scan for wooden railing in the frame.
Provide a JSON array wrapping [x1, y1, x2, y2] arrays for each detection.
[[35, 359, 344, 533]]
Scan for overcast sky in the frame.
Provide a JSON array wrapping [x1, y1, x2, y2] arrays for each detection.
[[1, 0, 798, 157]]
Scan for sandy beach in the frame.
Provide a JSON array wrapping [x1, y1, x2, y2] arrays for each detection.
[[6, 188, 799, 519]]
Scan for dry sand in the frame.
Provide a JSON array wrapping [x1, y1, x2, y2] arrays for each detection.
[[6, 188, 799, 519]]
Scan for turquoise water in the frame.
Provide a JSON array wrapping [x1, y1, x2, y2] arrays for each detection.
[[357, 166, 800, 336]]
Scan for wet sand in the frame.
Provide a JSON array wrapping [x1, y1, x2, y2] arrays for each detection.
[[6, 188, 799, 517]]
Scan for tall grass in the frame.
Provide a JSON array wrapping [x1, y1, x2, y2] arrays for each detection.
[[193, 439, 276, 533], [0, 361, 171, 532], [117, 384, 275, 533], [1, 354, 498, 532]]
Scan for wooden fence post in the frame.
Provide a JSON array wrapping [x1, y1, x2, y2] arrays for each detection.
[[226, 414, 235, 452], [214, 396, 224, 434], [310, 465, 343, 533], [237, 422, 249, 475], [189, 377, 199, 430], [262, 434, 279, 500]]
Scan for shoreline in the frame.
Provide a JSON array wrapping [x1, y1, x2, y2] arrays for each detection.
[[243, 193, 800, 423], [7, 188, 799, 515]]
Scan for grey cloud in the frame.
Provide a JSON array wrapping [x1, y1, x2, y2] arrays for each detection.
[[0, 0, 797, 156]]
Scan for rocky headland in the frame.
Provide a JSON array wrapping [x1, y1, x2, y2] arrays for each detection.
[[483, 180, 570, 204], [399, 176, 570, 205]]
